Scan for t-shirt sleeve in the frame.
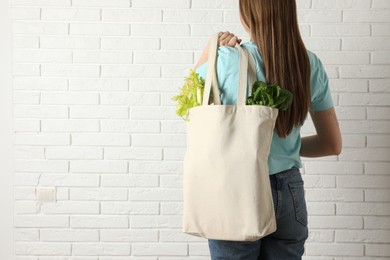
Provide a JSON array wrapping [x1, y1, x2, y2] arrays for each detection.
[[311, 55, 334, 112], [195, 46, 240, 105]]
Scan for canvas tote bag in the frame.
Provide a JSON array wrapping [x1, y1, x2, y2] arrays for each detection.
[[182, 33, 279, 242]]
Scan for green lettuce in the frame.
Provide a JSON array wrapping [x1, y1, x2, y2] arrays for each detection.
[[246, 81, 293, 110]]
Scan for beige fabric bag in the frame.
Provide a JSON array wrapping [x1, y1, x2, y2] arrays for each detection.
[[182, 33, 279, 242]]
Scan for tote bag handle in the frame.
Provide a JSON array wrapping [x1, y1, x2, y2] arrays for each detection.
[[202, 33, 257, 106]]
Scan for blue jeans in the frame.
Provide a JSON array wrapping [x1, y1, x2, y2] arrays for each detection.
[[208, 167, 309, 260]]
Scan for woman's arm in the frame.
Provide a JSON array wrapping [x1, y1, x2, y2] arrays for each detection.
[[194, 31, 242, 70], [300, 107, 342, 157]]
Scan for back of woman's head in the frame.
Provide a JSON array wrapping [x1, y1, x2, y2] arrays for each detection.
[[239, 0, 311, 138]]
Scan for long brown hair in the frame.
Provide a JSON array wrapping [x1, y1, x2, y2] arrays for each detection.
[[239, 0, 311, 138]]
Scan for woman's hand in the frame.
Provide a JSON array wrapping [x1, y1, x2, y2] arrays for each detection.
[[218, 31, 242, 47]]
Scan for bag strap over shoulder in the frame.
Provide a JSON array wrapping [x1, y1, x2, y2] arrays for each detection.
[[203, 33, 220, 105], [236, 44, 249, 106], [202, 33, 257, 106]]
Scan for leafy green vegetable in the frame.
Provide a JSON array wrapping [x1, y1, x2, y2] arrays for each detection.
[[246, 81, 293, 110], [171, 69, 207, 121], [172, 72, 292, 122]]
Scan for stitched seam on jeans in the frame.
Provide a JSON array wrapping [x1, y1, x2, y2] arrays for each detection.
[[276, 189, 282, 219], [288, 184, 307, 226]]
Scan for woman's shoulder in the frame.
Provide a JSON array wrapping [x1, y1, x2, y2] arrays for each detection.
[[243, 41, 321, 69], [306, 49, 330, 91], [216, 45, 240, 62], [214, 42, 327, 82], [241, 41, 261, 57], [217, 42, 260, 60], [306, 49, 322, 70], [195, 45, 240, 78], [306, 49, 327, 81]]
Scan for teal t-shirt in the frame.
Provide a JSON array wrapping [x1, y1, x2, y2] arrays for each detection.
[[195, 41, 334, 175]]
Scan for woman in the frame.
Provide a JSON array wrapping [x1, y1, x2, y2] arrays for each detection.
[[193, 0, 342, 259]]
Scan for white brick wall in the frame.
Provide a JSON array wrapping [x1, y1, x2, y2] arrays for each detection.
[[10, 0, 390, 258]]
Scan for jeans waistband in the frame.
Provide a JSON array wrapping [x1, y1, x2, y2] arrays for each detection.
[[270, 167, 300, 180]]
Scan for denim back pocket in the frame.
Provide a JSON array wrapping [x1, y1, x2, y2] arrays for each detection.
[[288, 181, 308, 226]]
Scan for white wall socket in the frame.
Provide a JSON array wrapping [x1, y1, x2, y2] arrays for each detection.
[[36, 188, 56, 203]]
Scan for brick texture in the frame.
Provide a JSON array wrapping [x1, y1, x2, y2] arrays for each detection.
[[11, 0, 390, 258]]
